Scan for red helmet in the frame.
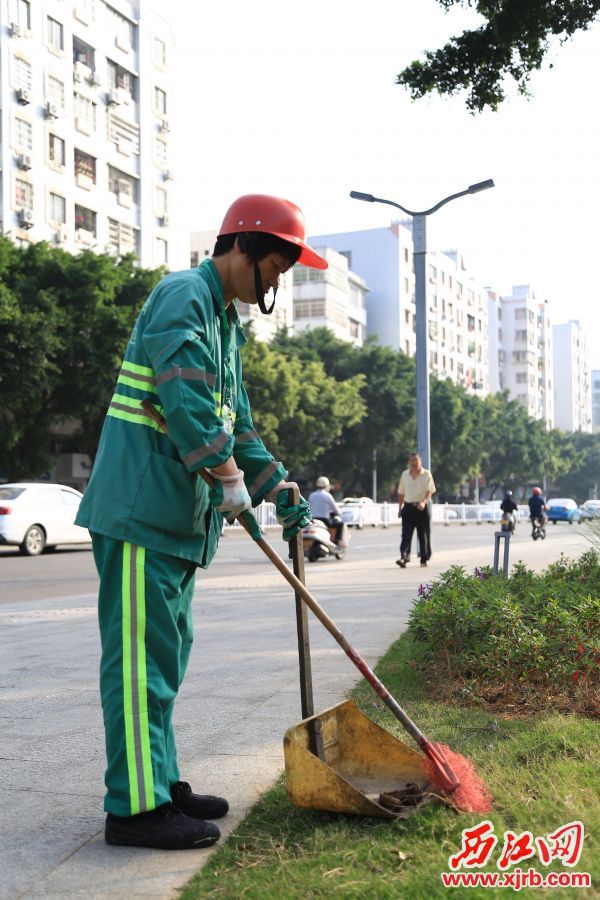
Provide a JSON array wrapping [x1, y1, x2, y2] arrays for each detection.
[[532, 486, 542, 495], [218, 194, 327, 270]]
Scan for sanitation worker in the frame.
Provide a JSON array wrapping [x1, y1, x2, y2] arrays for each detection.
[[76, 195, 327, 850]]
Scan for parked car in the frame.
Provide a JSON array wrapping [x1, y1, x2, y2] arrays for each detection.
[[579, 499, 600, 520], [0, 483, 90, 555], [340, 497, 380, 529], [546, 498, 581, 524]]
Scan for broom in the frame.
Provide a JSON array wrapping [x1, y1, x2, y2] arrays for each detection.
[[141, 400, 492, 813]]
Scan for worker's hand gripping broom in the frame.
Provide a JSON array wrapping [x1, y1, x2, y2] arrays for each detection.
[[141, 400, 491, 812]]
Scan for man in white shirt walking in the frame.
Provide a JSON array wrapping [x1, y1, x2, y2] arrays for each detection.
[[396, 453, 436, 568]]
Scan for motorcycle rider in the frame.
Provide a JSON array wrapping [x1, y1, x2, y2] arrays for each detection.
[[308, 476, 344, 545], [500, 490, 519, 530], [528, 486, 548, 527]]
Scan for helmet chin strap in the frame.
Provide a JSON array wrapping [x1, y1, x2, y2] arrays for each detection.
[[254, 260, 276, 315]]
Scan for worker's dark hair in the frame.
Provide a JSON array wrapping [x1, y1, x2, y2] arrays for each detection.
[[213, 232, 301, 266]]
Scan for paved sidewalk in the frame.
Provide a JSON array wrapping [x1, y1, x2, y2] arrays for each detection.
[[1, 524, 588, 899]]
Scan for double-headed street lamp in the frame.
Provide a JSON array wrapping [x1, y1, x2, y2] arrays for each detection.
[[350, 180, 495, 470]]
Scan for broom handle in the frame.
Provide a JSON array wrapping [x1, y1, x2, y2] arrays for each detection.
[[141, 401, 458, 787]]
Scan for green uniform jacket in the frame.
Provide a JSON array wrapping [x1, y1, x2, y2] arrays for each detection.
[[76, 260, 287, 565]]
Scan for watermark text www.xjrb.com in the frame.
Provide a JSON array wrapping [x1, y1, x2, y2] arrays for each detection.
[[441, 820, 591, 890]]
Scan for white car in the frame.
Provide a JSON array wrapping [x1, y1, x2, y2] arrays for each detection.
[[0, 483, 91, 556]]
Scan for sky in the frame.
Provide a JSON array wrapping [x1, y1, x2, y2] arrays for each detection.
[[169, 0, 600, 368]]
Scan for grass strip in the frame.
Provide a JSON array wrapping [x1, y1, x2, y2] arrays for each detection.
[[181, 632, 599, 899]]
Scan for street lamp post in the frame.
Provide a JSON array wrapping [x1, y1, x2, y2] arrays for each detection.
[[350, 180, 494, 471]]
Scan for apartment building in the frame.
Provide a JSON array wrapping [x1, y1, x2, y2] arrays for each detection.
[[488, 285, 554, 427], [592, 370, 600, 433], [0, 0, 186, 269], [553, 320, 592, 432], [190, 229, 294, 341], [292, 246, 368, 345], [309, 223, 489, 394]]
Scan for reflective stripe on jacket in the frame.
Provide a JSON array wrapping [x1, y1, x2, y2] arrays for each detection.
[[76, 260, 287, 565]]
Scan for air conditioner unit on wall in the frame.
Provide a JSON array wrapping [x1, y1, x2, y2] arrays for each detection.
[[159, 119, 170, 134], [159, 215, 169, 227], [45, 101, 59, 119], [19, 208, 34, 228], [57, 225, 69, 243], [162, 169, 173, 181], [10, 22, 25, 37], [16, 87, 31, 104], [17, 153, 32, 170]]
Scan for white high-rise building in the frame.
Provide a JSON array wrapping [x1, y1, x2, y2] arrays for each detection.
[[553, 320, 592, 432], [309, 223, 489, 395], [189, 229, 294, 342], [0, 0, 186, 269], [293, 246, 368, 345], [592, 370, 600, 433], [488, 285, 554, 427]]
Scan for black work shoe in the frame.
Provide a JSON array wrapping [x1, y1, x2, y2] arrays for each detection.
[[420, 561, 428, 567], [105, 802, 220, 850], [170, 781, 229, 820], [396, 557, 408, 568]]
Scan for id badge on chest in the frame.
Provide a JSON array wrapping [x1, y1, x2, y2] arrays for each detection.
[[222, 403, 234, 434]]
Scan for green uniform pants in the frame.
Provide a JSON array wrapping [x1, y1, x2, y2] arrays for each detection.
[[91, 533, 196, 816]]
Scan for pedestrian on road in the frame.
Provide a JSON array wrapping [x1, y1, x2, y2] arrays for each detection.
[[76, 194, 327, 851], [396, 452, 436, 568]]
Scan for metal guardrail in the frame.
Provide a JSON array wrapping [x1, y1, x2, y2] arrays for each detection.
[[223, 501, 529, 530]]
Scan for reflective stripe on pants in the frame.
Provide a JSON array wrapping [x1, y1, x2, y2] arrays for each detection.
[[92, 533, 196, 816]]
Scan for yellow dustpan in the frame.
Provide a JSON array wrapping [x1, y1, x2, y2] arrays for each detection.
[[284, 699, 433, 819]]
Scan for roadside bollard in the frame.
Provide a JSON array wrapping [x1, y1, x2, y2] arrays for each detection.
[[493, 530, 511, 576]]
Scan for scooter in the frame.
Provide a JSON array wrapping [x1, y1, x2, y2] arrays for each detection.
[[531, 516, 546, 541], [500, 510, 518, 534], [303, 516, 350, 562]]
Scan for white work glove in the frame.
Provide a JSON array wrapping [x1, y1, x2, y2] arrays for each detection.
[[209, 469, 252, 518]]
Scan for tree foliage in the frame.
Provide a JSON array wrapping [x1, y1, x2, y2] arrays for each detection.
[[397, 0, 600, 112], [2, 242, 598, 502], [241, 329, 366, 472], [0, 238, 162, 480]]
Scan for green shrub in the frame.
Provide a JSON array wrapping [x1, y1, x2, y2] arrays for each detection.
[[408, 551, 600, 713]]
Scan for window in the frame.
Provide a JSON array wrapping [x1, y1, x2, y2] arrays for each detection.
[[16, 0, 31, 29], [47, 74, 65, 109], [74, 148, 96, 184], [75, 203, 96, 235], [403, 247, 409, 263], [106, 5, 134, 51], [107, 59, 135, 97], [154, 136, 167, 167], [154, 86, 167, 116], [467, 314, 475, 332], [498, 328, 503, 342], [108, 113, 140, 155], [73, 36, 95, 69], [108, 218, 135, 253], [13, 55, 32, 90], [108, 166, 136, 205], [515, 308, 527, 319], [49, 133, 66, 167], [153, 36, 166, 67], [190, 250, 199, 268], [15, 178, 33, 210], [155, 236, 168, 265], [14, 116, 32, 150], [47, 17, 64, 52], [74, 93, 96, 133], [403, 277, 409, 294], [49, 192, 66, 224], [155, 186, 167, 216]]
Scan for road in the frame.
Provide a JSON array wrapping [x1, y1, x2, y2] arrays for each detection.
[[0, 521, 589, 899]]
